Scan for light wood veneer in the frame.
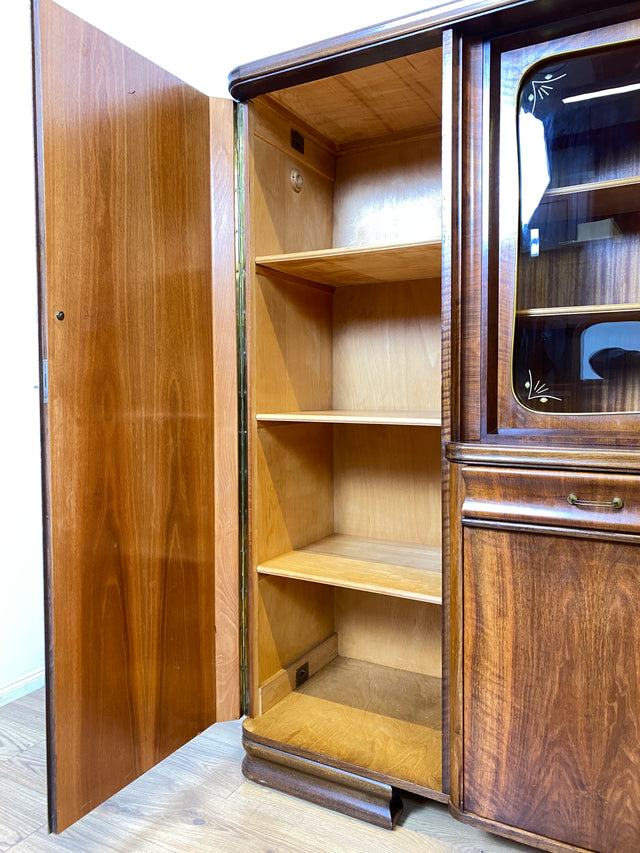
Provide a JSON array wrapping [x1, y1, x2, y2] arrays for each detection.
[[244, 657, 444, 797], [256, 241, 441, 286], [258, 534, 442, 603]]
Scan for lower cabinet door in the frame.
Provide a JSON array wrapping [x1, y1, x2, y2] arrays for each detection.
[[462, 523, 640, 853]]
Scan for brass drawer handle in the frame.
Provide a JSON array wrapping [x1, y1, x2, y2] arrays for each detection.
[[567, 493, 624, 510]]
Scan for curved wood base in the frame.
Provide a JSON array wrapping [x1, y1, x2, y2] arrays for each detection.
[[448, 803, 587, 853], [242, 736, 403, 829]]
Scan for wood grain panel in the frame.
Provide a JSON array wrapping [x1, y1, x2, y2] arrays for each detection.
[[257, 576, 335, 684], [244, 656, 443, 795], [265, 49, 442, 147], [456, 37, 489, 442], [333, 280, 441, 413], [256, 241, 442, 286], [254, 272, 333, 414], [463, 525, 640, 853], [36, 0, 236, 831], [335, 590, 442, 678], [333, 136, 442, 247], [249, 112, 333, 257], [210, 98, 241, 722], [333, 424, 442, 546]]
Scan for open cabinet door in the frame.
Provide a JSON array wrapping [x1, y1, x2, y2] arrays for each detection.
[[33, 0, 239, 832]]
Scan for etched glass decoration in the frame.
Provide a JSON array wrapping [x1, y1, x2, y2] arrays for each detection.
[[512, 42, 640, 413]]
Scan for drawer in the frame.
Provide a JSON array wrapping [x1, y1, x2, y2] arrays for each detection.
[[460, 466, 640, 533]]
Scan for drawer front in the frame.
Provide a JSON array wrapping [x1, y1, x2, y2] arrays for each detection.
[[461, 466, 640, 533]]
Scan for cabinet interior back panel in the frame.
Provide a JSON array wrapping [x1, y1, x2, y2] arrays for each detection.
[[333, 135, 442, 247], [333, 424, 442, 546], [38, 0, 236, 831], [335, 589, 442, 677], [333, 279, 441, 412]]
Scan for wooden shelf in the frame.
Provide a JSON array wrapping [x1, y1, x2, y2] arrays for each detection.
[[244, 656, 443, 796], [255, 241, 441, 287], [541, 175, 640, 219], [258, 534, 442, 603], [517, 302, 640, 319], [256, 410, 441, 426]]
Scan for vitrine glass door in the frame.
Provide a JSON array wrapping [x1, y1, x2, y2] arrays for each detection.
[[513, 41, 640, 415]]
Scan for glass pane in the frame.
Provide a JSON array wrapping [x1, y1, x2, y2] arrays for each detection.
[[513, 42, 640, 414]]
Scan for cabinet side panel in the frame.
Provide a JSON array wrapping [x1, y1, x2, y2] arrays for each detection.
[[37, 0, 228, 830], [257, 576, 335, 684], [463, 524, 640, 853], [254, 273, 333, 413], [249, 102, 334, 256]]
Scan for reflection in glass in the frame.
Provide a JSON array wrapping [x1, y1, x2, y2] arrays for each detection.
[[581, 321, 640, 379], [512, 42, 640, 414]]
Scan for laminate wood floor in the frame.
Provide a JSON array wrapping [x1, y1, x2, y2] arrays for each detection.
[[0, 689, 529, 853]]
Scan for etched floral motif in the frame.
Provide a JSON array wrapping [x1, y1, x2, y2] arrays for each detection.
[[527, 72, 567, 114], [524, 370, 562, 403]]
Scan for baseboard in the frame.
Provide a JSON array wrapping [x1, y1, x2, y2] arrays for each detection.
[[0, 668, 45, 707]]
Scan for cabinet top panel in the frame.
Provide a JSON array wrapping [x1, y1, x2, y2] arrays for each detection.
[[262, 50, 442, 146], [228, 0, 640, 100]]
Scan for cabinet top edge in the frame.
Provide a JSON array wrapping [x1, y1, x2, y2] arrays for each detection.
[[227, 0, 640, 100]]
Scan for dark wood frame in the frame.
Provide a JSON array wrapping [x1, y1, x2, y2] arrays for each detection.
[[494, 19, 640, 438]]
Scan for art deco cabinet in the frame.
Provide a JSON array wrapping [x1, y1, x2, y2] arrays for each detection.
[[448, 13, 640, 853], [34, 0, 640, 850]]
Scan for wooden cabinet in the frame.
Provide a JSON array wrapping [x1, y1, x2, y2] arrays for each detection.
[[237, 57, 447, 825], [449, 8, 640, 853], [34, 0, 640, 849]]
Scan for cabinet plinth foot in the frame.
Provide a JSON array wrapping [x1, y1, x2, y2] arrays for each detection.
[[242, 735, 403, 829]]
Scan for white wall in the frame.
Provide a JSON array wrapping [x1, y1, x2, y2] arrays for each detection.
[[0, 0, 45, 705], [1, 0, 421, 704], [55, 0, 424, 98]]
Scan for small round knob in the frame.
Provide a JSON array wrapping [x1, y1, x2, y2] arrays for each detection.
[[56, 311, 65, 321], [290, 169, 303, 193]]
